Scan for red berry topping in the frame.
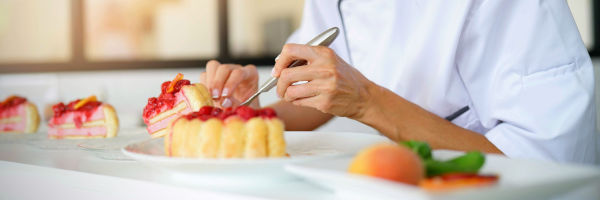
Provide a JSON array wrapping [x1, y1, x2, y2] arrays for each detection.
[[219, 107, 236, 120], [143, 78, 191, 120], [182, 106, 278, 122], [198, 106, 213, 115], [259, 107, 277, 118], [198, 114, 213, 121], [0, 96, 27, 110], [211, 107, 223, 116], [235, 106, 256, 120]]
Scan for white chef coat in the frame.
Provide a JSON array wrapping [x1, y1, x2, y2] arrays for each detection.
[[287, 0, 598, 164]]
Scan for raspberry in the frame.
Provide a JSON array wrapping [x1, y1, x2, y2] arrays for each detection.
[[236, 106, 256, 120], [219, 107, 236, 120], [184, 112, 200, 120], [211, 107, 223, 116], [161, 81, 171, 93], [259, 108, 277, 118], [198, 106, 213, 115], [198, 114, 212, 121]]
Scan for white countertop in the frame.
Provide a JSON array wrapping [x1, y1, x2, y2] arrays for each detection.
[[0, 131, 335, 200]]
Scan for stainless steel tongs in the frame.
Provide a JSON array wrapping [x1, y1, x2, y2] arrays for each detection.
[[239, 27, 340, 106]]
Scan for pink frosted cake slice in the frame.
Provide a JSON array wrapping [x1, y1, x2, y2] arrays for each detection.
[[0, 96, 40, 133], [48, 95, 119, 139], [143, 73, 213, 138]]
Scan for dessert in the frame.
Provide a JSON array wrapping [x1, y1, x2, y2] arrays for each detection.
[[165, 106, 286, 158], [48, 95, 119, 139], [348, 143, 424, 185], [143, 73, 213, 138], [0, 96, 40, 133], [348, 141, 498, 190]]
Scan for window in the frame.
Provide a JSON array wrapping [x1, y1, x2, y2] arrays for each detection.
[[0, 0, 71, 63], [228, 0, 304, 57], [0, 0, 598, 73], [84, 0, 219, 60]]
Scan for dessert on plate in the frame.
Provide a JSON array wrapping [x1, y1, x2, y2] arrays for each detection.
[[48, 95, 119, 139], [143, 73, 213, 138], [165, 106, 286, 159], [0, 96, 40, 133]]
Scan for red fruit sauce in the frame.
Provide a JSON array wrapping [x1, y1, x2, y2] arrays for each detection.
[[143, 79, 191, 120], [52, 99, 102, 118], [184, 106, 277, 121], [0, 96, 27, 111]]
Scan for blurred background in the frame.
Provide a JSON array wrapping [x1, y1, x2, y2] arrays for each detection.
[[0, 0, 304, 71], [0, 0, 598, 133]]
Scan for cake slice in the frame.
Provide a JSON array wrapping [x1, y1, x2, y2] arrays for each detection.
[[164, 106, 286, 159], [0, 96, 40, 133], [143, 73, 213, 138], [48, 95, 119, 139]]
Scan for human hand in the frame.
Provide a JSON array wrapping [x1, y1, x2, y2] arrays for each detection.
[[271, 44, 375, 119], [200, 60, 260, 108]]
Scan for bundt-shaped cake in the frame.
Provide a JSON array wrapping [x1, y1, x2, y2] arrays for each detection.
[[165, 106, 286, 158]]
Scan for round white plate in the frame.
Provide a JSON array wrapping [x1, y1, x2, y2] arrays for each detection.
[[122, 131, 391, 187], [285, 150, 600, 200]]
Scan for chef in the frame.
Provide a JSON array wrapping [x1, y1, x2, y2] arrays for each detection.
[[201, 0, 598, 164]]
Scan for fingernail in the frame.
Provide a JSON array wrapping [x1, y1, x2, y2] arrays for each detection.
[[221, 88, 229, 97], [274, 54, 280, 61], [212, 89, 220, 99], [221, 98, 232, 107], [271, 68, 276, 77]]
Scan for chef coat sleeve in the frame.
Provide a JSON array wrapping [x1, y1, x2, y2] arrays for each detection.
[[455, 0, 598, 164], [285, 0, 351, 63]]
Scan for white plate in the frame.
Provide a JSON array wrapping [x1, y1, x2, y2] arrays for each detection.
[[122, 131, 391, 187], [285, 150, 600, 200]]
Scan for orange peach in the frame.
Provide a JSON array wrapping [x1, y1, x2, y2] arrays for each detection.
[[348, 143, 425, 185]]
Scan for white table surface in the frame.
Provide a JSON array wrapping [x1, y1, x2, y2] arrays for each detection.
[[0, 130, 335, 200], [2, 130, 599, 200]]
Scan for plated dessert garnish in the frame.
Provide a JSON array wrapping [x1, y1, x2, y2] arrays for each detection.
[[348, 141, 498, 190], [165, 106, 286, 158], [0, 95, 40, 133], [48, 95, 119, 139], [143, 73, 213, 138]]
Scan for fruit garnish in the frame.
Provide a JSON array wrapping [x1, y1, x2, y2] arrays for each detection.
[[1, 95, 18, 106], [211, 107, 223, 116], [236, 106, 256, 120], [425, 151, 485, 177], [420, 173, 498, 191], [198, 106, 213, 115], [259, 107, 277, 118], [74, 95, 98, 110], [400, 141, 485, 177], [166, 73, 184, 93], [348, 143, 425, 185]]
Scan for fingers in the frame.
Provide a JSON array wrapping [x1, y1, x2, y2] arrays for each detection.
[[205, 60, 221, 98], [276, 65, 319, 97], [273, 44, 326, 77], [199, 72, 207, 85], [223, 65, 255, 97], [218, 96, 236, 108], [289, 95, 323, 110], [282, 80, 320, 102], [203, 61, 258, 108], [210, 64, 238, 98]]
